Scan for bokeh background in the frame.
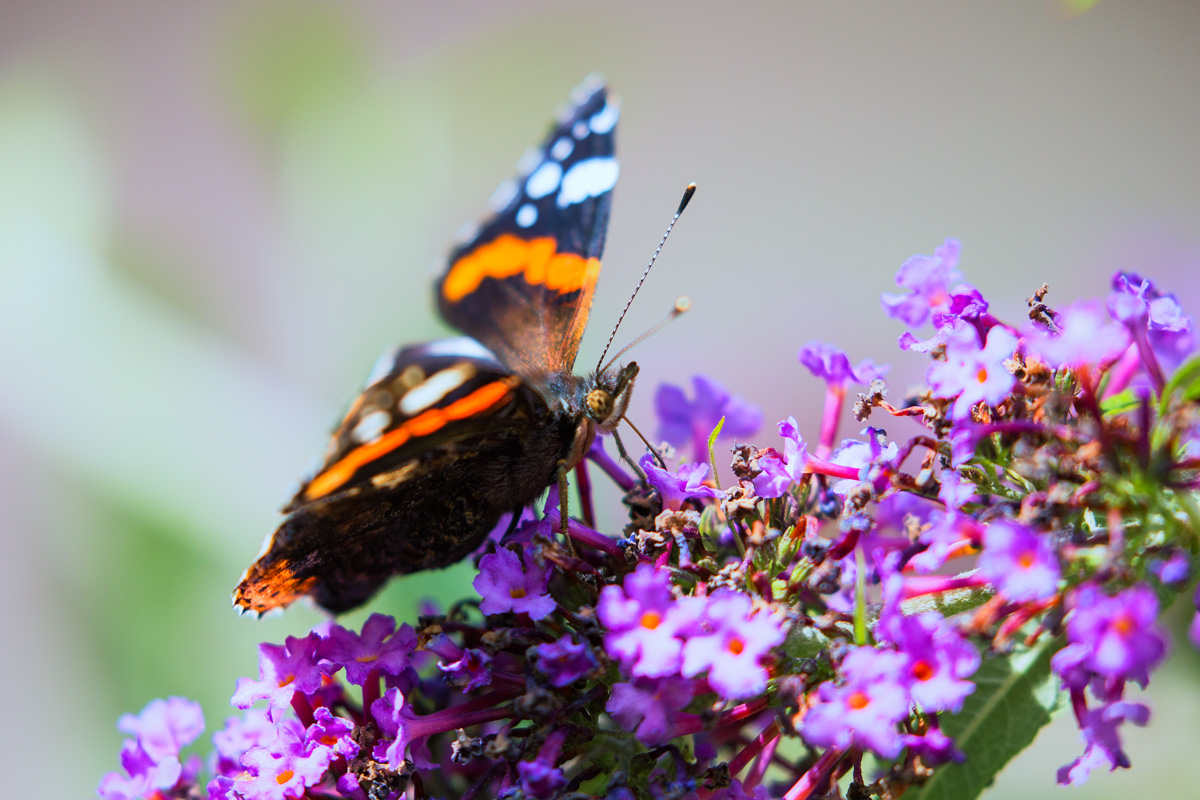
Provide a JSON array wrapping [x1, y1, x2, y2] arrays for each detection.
[[1, 1, 1198, 797]]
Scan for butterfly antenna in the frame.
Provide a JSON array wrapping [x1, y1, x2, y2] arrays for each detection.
[[600, 296, 691, 374], [595, 183, 697, 373]]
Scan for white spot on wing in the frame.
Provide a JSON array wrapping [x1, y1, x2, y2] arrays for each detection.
[[589, 100, 620, 134], [550, 137, 574, 161], [572, 120, 590, 140], [516, 203, 538, 228], [453, 220, 480, 245], [399, 362, 478, 415], [525, 161, 563, 200], [556, 157, 620, 208], [488, 179, 519, 212], [352, 409, 391, 444]]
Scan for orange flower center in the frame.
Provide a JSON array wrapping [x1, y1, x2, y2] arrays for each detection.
[[356, 653, 379, 663], [320, 735, 338, 746], [276, 770, 295, 785], [727, 637, 745, 655], [509, 587, 527, 599], [640, 611, 662, 630], [1113, 613, 1134, 636], [976, 367, 988, 383], [847, 690, 871, 710], [1018, 550, 1035, 569], [277, 675, 295, 688], [912, 660, 935, 682]]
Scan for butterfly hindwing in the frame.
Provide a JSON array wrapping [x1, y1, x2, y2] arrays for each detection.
[[437, 76, 619, 378]]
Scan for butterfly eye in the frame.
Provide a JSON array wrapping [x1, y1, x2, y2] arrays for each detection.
[[585, 388, 614, 421]]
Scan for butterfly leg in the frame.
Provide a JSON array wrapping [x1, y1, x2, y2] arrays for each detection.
[[556, 460, 578, 558], [611, 430, 648, 482]]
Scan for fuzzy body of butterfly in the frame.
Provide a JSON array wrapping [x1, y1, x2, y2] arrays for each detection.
[[234, 77, 691, 615]]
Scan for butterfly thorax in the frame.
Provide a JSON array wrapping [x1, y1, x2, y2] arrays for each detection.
[[533, 360, 638, 473]]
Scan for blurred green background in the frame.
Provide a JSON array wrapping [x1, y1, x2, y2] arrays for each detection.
[[1, 1, 1198, 797]]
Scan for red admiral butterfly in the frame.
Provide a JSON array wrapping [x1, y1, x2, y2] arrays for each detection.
[[235, 77, 656, 615]]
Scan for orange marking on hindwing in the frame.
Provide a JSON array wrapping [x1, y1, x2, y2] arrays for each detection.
[[442, 233, 599, 302], [302, 378, 517, 501]]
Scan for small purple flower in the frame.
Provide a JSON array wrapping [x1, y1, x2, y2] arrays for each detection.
[[605, 677, 695, 745], [1191, 584, 1200, 650], [641, 454, 722, 510], [517, 728, 569, 800], [1057, 701, 1149, 785], [231, 633, 325, 719], [926, 325, 1018, 421], [798, 341, 887, 387], [238, 718, 331, 800], [212, 709, 275, 778], [802, 647, 911, 758], [370, 688, 436, 770], [437, 646, 493, 691], [318, 613, 417, 686], [116, 696, 205, 764], [532, 635, 597, 687], [829, 429, 898, 496], [903, 726, 964, 766], [880, 610, 980, 714], [1053, 583, 1167, 687], [1109, 272, 1195, 371], [1026, 301, 1130, 370], [750, 417, 808, 499], [977, 520, 1060, 602], [473, 547, 556, 619], [597, 564, 687, 677], [655, 375, 762, 463], [881, 238, 964, 327], [306, 706, 359, 761], [678, 591, 786, 700], [910, 511, 980, 573], [937, 470, 976, 509]]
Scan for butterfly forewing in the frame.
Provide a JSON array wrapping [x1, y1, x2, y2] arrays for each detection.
[[437, 77, 618, 377]]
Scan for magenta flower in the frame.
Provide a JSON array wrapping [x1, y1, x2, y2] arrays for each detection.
[[1109, 272, 1195, 372], [1026, 300, 1130, 369], [598, 564, 688, 677], [1053, 583, 1167, 687], [881, 238, 965, 327], [926, 324, 1018, 421], [640, 453, 721, 509], [798, 341, 887, 387], [654, 375, 762, 463], [473, 547, 556, 619], [881, 610, 979, 713], [678, 591, 786, 700], [370, 688, 436, 770], [903, 726, 964, 766], [910, 511, 980, 573], [1191, 585, 1200, 650], [750, 417, 808, 499], [829, 430, 899, 496], [231, 633, 325, 719], [1057, 701, 1149, 785], [99, 698, 206, 800], [977, 520, 1060, 602], [517, 729, 569, 799], [802, 647, 912, 758], [437, 646, 493, 691], [318, 613, 417, 686], [605, 676, 695, 745], [212, 709, 275, 778], [306, 706, 359, 761], [533, 635, 597, 688], [237, 718, 332, 800]]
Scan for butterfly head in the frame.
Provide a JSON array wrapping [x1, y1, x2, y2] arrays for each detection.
[[585, 362, 639, 433]]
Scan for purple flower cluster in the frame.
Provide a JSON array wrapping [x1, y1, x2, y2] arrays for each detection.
[[101, 239, 1200, 800]]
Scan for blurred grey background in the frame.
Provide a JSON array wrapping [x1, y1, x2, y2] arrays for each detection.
[[0, 1, 1197, 796]]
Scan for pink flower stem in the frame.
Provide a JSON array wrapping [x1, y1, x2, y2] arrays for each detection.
[[575, 458, 596, 528], [729, 718, 781, 782], [362, 669, 381, 726], [803, 455, 859, 481], [816, 384, 846, 459], [290, 691, 315, 728], [1129, 325, 1166, 392], [671, 697, 770, 737], [782, 746, 845, 800], [900, 573, 990, 601], [1103, 347, 1140, 398], [542, 506, 624, 557]]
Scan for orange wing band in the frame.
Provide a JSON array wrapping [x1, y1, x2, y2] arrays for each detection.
[[442, 234, 600, 302], [303, 378, 517, 502]]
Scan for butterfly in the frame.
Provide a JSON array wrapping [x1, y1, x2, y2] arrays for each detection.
[[234, 76, 637, 615]]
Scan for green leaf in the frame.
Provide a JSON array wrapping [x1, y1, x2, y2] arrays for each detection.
[[907, 638, 1065, 800], [1100, 387, 1140, 416], [1163, 354, 1200, 403], [708, 415, 726, 490]]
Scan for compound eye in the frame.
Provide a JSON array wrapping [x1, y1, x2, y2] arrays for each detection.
[[586, 389, 614, 421]]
